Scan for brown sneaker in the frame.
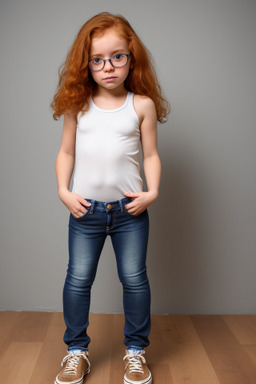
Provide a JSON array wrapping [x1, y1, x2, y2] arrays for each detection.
[[55, 350, 90, 384], [123, 350, 152, 384]]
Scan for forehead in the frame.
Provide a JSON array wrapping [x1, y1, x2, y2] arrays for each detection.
[[90, 28, 129, 55]]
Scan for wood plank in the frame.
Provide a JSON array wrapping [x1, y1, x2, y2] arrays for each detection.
[[0, 311, 19, 359], [223, 315, 256, 345], [150, 363, 174, 384], [0, 311, 19, 339], [244, 345, 256, 367], [143, 316, 175, 382], [9, 311, 52, 342], [45, 312, 66, 342], [147, 315, 172, 365], [191, 315, 256, 384], [109, 342, 125, 384], [112, 313, 125, 343], [88, 313, 113, 342], [29, 340, 66, 384], [0, 342, 42, 384], [86, 340, 111, 383], [159, 315, 221, 384]]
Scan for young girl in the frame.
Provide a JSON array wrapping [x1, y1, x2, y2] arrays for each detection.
[[51, 12, 169, 384]]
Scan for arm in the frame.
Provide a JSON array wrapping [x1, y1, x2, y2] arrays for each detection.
[[56, 111, 91, 218], [124, 96, 161, 215]]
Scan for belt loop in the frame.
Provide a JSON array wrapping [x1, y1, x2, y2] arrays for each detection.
[[119, 198, 124, 212], [90, 200, 95, 214]]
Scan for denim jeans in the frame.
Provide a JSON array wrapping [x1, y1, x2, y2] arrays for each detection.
[[63, 197, 151, 351]]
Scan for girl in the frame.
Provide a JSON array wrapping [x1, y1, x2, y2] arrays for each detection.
[[51, 12, 170, 384]]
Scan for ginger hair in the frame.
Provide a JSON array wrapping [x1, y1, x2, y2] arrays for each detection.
[[51, 12, 170, 122]]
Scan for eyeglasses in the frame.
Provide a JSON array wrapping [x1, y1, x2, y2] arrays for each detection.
[[89, 53, 131, 71]]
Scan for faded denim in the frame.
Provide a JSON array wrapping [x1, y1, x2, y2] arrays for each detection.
[[63, 197, 151, 351]]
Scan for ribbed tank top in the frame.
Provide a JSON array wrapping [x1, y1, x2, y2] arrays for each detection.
[[72, 92, 143, 201]]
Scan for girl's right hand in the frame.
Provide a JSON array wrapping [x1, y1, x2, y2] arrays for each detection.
[[58, 189, 91, 219]]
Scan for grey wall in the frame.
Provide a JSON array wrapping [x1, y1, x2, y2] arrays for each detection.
[[0, 0, 255, 314]]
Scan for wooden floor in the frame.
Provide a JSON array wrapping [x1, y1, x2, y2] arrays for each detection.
[[0, 312, 256, 384]]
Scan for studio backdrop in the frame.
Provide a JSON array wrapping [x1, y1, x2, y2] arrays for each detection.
[[0, 0, 256, 314]]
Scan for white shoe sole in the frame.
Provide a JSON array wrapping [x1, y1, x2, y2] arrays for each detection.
[[54, 378, 84, 384], [124, 372, 152, 384]]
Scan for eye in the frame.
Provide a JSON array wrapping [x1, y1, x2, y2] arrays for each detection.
[[113, 53, 123, 61], [92, 57, 102, 64]]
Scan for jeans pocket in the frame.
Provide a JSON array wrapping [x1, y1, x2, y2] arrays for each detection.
[[72, 205, 91, 221], [124, 206, 146, 217]]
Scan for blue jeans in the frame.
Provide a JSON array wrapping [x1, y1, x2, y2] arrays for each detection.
[[63, 197, 151, 351]]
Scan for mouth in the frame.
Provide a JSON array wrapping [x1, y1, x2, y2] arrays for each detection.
[[104, 76, 117, 81]]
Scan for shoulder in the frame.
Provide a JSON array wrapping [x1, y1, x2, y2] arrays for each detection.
[[133, 94, 157, 124], [133, 94, 156, 111]]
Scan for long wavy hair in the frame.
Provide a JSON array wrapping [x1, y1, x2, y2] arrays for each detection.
[[51, 12, 170, 122]]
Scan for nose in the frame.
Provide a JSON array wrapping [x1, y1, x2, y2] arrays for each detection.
[[103, 59, 114, 71]]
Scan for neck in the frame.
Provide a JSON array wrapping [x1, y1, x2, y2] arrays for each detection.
[[92, 85, 129, 110], [93, 84, 127, 99]]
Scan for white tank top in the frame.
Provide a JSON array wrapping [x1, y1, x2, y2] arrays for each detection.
[[72, 92, 143, 201]]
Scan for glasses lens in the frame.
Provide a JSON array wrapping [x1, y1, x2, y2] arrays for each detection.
[[111, 54, 128, 67], [89, 58, 103, 71]]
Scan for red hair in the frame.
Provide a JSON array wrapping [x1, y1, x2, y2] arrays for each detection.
[[51, 12, 170, 122]]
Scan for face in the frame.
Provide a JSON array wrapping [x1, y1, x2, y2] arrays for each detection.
[[89, 28, 131, 92]]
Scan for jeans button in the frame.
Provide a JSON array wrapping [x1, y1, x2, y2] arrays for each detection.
[[107, 204, 112, 210]]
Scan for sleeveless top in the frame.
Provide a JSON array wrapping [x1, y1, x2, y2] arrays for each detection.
[[71, 92, 143, 201]]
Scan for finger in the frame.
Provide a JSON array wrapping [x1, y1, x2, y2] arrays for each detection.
[[78, 197, 91, 207], [72, 199, 89, 217], [79, 206, 88, 215], [74, 206, 88, 218], [128, 206, 141, 215], [125, 202, 136, 210], [129, 208, 138, 215], [124, 192, 140, 198], [127, 206, 140, 215]]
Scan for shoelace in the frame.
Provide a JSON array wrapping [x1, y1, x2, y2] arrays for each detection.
[[123, 351, 146, 374], [61, 352, 90, 376]]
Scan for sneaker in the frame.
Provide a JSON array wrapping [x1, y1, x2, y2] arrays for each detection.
[[123, 350, 152, 384], [55, 350, 90, 384]]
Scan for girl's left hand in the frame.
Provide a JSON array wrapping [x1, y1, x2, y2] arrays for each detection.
[[124, 191, 158, 215]]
